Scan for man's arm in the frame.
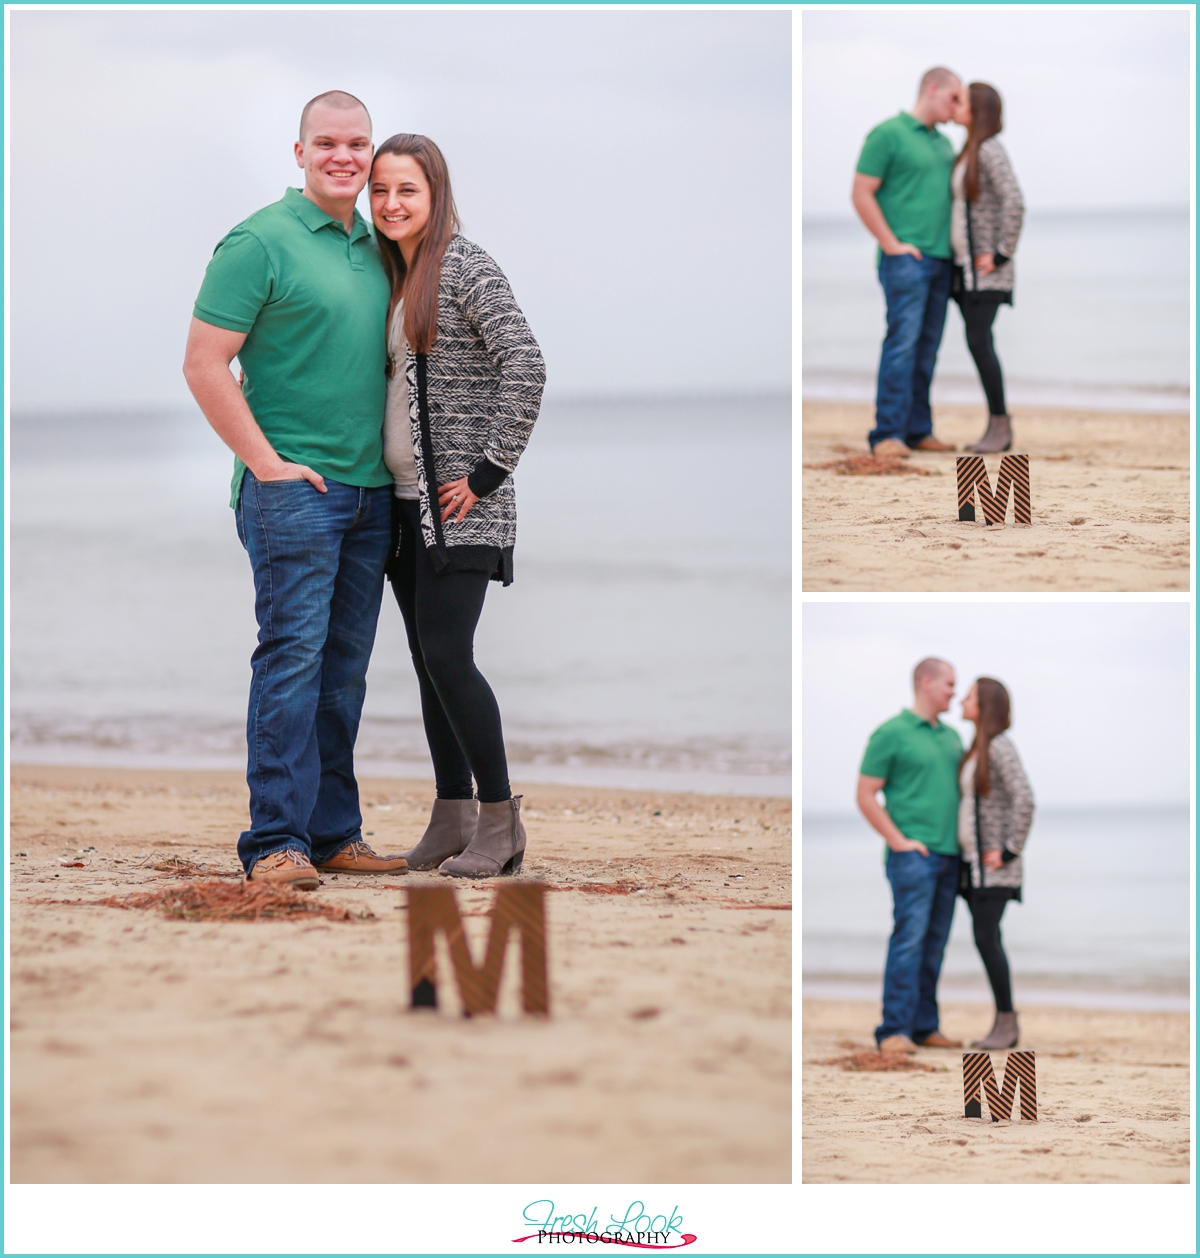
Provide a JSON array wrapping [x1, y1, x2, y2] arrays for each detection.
[[850, 174, 922, 259], [182, 318, 326, 490], [856, 774, 929, 855]]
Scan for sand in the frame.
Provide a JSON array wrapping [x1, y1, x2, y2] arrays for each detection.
[[803, 998, 1190, 1183], [8, 764, 791, 1184], [802, 401, 1191, 591]]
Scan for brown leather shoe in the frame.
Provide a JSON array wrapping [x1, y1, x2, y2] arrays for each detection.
[[878, 1034, 918, 1054], [248, 849, 319, 890], [915, 1030, 963, 1048], [912, 436, 955, 452], [872, 439, 910, 459], [317, 840, 408, 874]]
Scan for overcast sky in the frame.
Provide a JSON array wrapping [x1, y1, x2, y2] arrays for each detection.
[[803, 7, 1192, 218], [9, 9, 790, 411], [803, 601, 1191, 812]]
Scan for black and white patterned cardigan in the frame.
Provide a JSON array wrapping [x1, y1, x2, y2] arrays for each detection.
[[952, 136, 1025, 295], [403, 234, 545, 585], [958, 732, 1035, 891]]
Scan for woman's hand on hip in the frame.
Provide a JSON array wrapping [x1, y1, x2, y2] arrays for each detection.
[[981, 849, 1004, 871], [438, 476, 479, 524], [974, 252, 996, 275]]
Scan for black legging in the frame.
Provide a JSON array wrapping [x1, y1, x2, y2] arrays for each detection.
[[956, 296, 1007, 417], [967, 890, 1014, 1013], [389, 498, 511, 803]]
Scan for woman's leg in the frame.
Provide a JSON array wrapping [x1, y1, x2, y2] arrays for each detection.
[[969, 893, 1014, 1012], [410, 531, 511, 804], [961, 301, 1007, 417], [389, 501, 475, 800]]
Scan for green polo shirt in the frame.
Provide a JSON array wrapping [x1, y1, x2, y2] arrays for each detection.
[[856, 112, 955, 259], [193, 187, 393, 507], [860, 709, 962, 856]]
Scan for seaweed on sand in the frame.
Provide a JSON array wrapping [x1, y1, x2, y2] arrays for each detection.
[[94, 879, 375, 923], [813, 1051, 945, 1073]]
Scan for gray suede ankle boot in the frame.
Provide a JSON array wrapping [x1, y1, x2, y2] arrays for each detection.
[[400, 798, 478, 871], [965, 414, 1013, 454], [439, 796, 526, 879], [971, 1011, 1019, 1050]]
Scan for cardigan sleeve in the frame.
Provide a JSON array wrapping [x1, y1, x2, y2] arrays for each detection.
[[455, 244, 546, 491], [979, 140, 1024, 261], [990, 735, 1034, 857]]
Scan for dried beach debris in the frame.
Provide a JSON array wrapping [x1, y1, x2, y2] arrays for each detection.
[[813, 1050, 945, 1073], [805, 455, 938, 477], [139, 853, 240, 879], [94, 879, 375, 923]]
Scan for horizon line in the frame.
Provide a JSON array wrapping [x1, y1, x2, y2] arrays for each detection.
[[9, 387, 794, 421], [804, 801, 1190, 820], [804, 202, 1190, 227]]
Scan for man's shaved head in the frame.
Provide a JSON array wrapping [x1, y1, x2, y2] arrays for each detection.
[[299, 90, 372, 142], [918, 66, 960, 96], [913, 657, 952, 689]]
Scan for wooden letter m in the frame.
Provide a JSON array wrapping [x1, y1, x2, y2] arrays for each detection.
[[963, 1050, 1037, 1122], [957, 454, 1031, 525], [407, 884, 549, 1016]]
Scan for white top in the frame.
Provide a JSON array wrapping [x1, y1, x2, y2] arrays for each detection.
[[950, 161, 970, 267], [957, 753, 976, 857], [383, 300, 420, 500]]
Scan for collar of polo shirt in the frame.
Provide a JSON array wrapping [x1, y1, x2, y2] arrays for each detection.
[[903, 707, 947, 730], [284, 186, 372, 241], [900, 110, 939, 133]]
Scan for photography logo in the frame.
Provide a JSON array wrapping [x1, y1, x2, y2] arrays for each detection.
[[513, 1200, 697, 1248]]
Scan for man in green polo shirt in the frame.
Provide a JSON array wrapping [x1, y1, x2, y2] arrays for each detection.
[[851, 67, 961, 458], [183, 90, 406, 888], [857, 657, 964, 1053]]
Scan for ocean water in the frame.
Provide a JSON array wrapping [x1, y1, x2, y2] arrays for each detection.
[[803, 208, 1191, 412], [9, 395, 791, 795], [803, 807, 1191, 1012]]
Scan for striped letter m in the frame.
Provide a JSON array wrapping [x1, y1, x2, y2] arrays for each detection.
[[407, 884, 549, 1016], [963, 1050, 1037, 1121], [957, 454, 1031, 525]]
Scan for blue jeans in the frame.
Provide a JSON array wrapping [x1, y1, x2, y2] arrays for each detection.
[[234, 473, 392, 874], [876, 849, 960, 1045], [869, 254, 953, 449]]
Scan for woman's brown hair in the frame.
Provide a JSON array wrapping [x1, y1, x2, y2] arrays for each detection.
[[371, 133, 460, 354], [953, 82, 1003, 203], [963, 677, 1012, 796]]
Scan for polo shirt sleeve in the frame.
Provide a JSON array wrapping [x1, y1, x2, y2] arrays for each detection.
[[856, 123, 894, 181], [859, 723, 895, 781], [192, 229, 275, 334]]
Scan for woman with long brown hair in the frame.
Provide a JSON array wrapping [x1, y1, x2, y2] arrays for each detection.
[[958, 677, 1035, 1048], [369, 133, 545, 878], [950, 83, 1025, 453]]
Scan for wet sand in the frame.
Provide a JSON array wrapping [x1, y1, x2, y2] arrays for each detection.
[[802, 401, 1190, 591], [803, 998, 1189, 1183], [9, 764, 790, 1184]]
